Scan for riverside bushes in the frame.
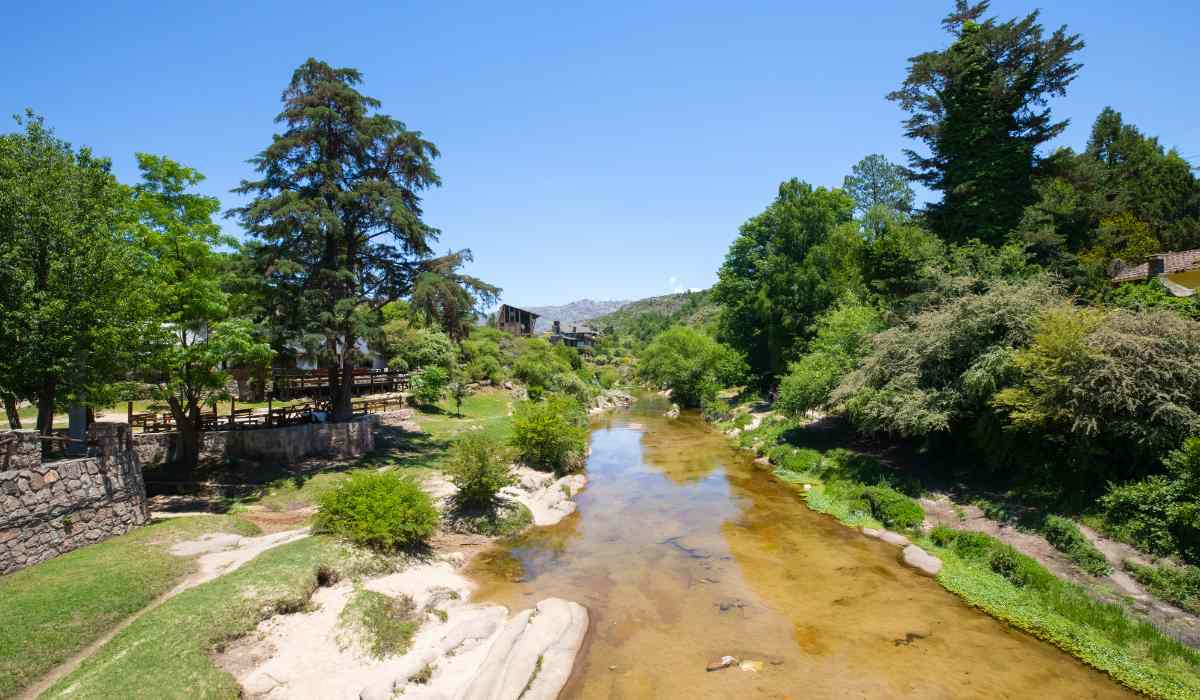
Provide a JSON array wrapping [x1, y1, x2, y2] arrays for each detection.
[[1100, 437, 1200, 564], [444, 432, 514, 509], [1041, 514, 1111, 576], [509, 396, 588, 472], [315, 471, 438, 550]]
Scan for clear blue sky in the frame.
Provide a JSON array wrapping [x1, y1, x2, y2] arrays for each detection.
[[4, 1, 1197, 307]]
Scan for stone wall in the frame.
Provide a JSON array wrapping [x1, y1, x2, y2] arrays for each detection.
[[133, 414, 380, 467], [0, 423, 148, 576]]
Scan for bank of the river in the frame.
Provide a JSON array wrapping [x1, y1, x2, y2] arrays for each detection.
[[467, 398, 1139, 698], [728, 410, 1200, 700]]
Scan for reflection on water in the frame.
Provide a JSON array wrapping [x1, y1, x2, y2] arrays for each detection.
[[467, 409, 1133, 699]]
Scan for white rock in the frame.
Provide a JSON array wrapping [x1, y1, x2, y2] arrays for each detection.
[[900, 545, 943, 577], [877, 530, 911, 547], [461, 598, 589, 700]]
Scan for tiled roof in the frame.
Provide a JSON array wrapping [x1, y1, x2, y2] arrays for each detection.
[[1110, 249, 1200, 283]]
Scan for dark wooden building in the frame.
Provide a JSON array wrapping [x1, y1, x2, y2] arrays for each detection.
[[497, 304, 539, 336], [549, 320, 600, 349]]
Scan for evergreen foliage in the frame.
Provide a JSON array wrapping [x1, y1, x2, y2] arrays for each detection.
[[888, 1, 1084, 245]]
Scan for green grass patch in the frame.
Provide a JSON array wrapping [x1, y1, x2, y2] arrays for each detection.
[[1124, 560, 1200, 615], [0, 515, 260, 700], [338, 588, 421, 659], [42, 536, 357, 700], [416, 391, 514, 444], [1042, 514, 1112, 577], [445, 500, 533, 537], [928, 529, 1200, 700]]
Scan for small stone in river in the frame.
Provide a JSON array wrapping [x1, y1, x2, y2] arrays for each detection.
[[740, 660, 764, 672], [706, 655, 737, 672], [609, 665, 617, 671]]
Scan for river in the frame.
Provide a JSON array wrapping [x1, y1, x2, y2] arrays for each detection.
[[467, 400, 1133, 698]]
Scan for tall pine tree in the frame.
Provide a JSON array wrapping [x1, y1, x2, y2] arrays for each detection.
[[232, 59, 443, 420], [888, 1, 1083, 246]]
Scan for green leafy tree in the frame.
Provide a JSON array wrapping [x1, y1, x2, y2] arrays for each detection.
[[0, 112, 150, 433], [843, 154, 915, 229], [712, 179, 858, 378], [378, 301, 455, 372], [777, 301, 884, 418], [134, 154, 273, 469], [888, 1, 1084, 246], [409, 250, 500, 341], [231, 59, 443, 421], [638, 326, 748, 407], [411, 365, 450, 406]]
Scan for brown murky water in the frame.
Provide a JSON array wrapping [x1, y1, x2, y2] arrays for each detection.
[[467, 403, 1134, 699]]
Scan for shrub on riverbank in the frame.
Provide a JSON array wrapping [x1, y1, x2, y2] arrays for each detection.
[[444, 432, 514, 509], [1099, 437, 1200, 565], [1041, 515, 1112, 576], [509, 396, 588, 472], [315, 471, 438, 550]]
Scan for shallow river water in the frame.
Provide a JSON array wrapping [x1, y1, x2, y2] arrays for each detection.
[[467, 403, 1134, 699]]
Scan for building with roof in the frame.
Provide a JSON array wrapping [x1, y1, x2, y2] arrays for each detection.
[[1110, 250, 1200, 297], [497, 304, 539, 336], [549, 320, 600, 349]]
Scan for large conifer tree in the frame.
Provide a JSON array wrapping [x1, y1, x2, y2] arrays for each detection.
[[232, 59, 442, 420], [888, 1, 1083, 246]]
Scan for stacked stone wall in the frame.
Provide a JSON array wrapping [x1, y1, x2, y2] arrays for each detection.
[[0, 423, 148, 575], [133, 413, 380, 467]]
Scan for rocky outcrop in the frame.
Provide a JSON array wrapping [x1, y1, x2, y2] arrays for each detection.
[[590, 389, 634, 415], [461, 598, 589, 700], [502, 468, 587, 527], [862, 527, 911, 548]]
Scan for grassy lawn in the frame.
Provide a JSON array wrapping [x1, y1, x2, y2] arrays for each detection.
[[0, 515, 260, 700], [233, 389, 515, 515], [41, 536, 358, 700]]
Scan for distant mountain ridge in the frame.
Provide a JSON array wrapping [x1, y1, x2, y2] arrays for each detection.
[[523, 299, 631, 332]]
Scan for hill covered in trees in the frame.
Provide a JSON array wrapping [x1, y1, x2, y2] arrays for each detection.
[[592, 290, 719, 342]]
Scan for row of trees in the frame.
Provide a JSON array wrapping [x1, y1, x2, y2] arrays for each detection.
[[0, 60, 499, 467], [633, 1, 1200, 514]]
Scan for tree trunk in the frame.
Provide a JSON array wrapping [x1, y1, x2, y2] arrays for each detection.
[[2, 394, 20, 429], [332, 350, 354, 422], [36, 379, 55, 435], [167, 396, 201, 471]]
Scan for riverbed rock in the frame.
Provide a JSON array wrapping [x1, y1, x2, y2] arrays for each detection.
[[900, 545, 942, 577], [461, 598, 588, 700], [503, 467, 587, 527], [706, 655, 737, 672], [664, 403, 680, 419], [878, 530, 911, 547]]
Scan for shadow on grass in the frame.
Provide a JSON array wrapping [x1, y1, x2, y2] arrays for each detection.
[[145, 425, 453, 513]]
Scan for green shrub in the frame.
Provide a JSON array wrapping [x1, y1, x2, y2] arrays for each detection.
[[1042, 514, 1112, 576], [596, 366, 620, 389], [411, 366, 450, 406], [930, 525, 1002, 561], [638, 326, 747, 407], [777, 301, 884, 419], [863, 484, 924, 530], [987, 543, 1056, 589], [1124, 560, 1200, 614], [444, 432, 514, 509], [1100, 437, 1200, 564], [509, 396, 588, 472], [772, 447, 823, 476], [315, 471, 438, 549]]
